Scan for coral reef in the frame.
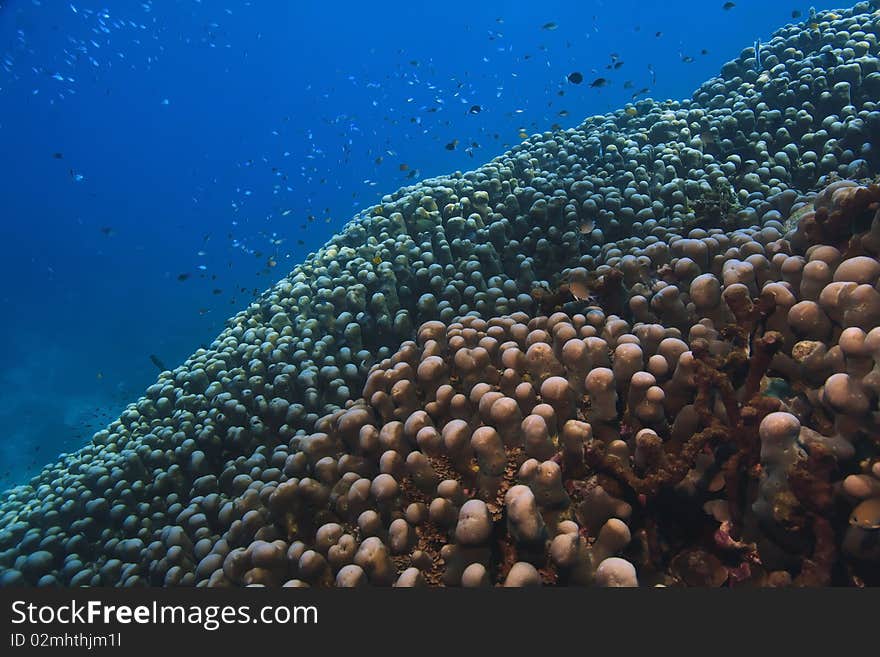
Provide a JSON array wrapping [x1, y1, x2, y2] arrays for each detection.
[[2, 3, 880, 586]]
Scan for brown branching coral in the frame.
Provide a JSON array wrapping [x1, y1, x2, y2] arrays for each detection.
[[585, 425, 729, 498]]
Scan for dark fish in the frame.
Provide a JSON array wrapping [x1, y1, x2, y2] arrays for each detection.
[[723, 2, 735, 9], [567, 71, 584, 84], [468, 104, 482, 114], [558, 109, 569, 117], [590, 77, 608, 88], [681, 55, 695, 63], [445, 139, 459, 150], [399, 163, 409, 171], [100, 226, 113, 236], [177, 273, 190, 282], [542, 22, 558, 30], [52, 152, 63, 159], [792, 10, 802, 19], [655, 31, 662, 37], [212, 288, 222, 295], [149, 354, 168, 371]]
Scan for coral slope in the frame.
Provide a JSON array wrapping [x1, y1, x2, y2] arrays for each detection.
[[2, 3, 880, 586]]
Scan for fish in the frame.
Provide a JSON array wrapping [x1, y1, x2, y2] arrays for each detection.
[[100, 226, 113, 236], [754, 38, 763, 71], [569, 280, 591, 301], [590, 77, 608, 88], [399, 163, 409, 171], [723, 2, 736, 9], [177, 273, 190, 282], [372, 255, 382, 265], [445, 139, 459, 150], [791, 10, 802, 19], [149, 354, 168, 371], [52, 152, 63, 159], [542, 22, 558, 30], [567, 71, 584, 84], [681, 55, 695, 63]]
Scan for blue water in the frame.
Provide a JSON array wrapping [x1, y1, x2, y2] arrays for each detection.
[[0, 0, 829, 485]]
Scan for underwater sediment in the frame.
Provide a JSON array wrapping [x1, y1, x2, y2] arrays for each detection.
[[3, 3, 880, 587]]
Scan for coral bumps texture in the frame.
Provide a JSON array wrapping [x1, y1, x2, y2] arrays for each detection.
[[3, 3, 880, 587]]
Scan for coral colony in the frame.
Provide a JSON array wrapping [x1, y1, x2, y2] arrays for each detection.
[[3, 3, 880, 587]]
